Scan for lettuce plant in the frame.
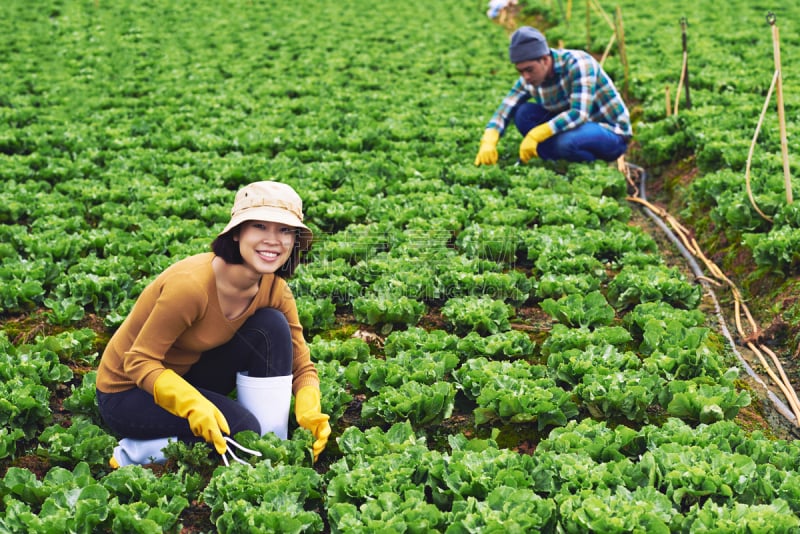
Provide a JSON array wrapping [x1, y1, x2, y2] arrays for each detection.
[[664, 373, 751, 424], [441, 296, 513, 336], [36, 417, 117, 469], [361, 381, 456, 427], [541, 290, 616, 329], [202, 462, 323, 533], [607, 264, 703, 311], [352, 294, 426, 334]]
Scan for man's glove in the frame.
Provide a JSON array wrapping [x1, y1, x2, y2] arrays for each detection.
[[519, 123, 554, 163], [153, 369, 230, 455], [474, 129, 500, 166], [295, 386, 331, 462]]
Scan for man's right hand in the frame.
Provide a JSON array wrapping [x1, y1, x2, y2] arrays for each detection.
[[474, 129, 500, 166]]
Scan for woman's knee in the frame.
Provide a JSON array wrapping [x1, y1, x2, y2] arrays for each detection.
[[208, 392, 262, 435], [241, 308, 293, 377], [229, 409, 261, 435], [248, 307, 289, 330]]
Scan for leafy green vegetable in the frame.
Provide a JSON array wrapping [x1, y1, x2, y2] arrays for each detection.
[[447, 486, 556, 533], [623, 301, 706, 340], [36, 416, 117, 468], [383, 327, 460, 356], [327, 433, 430, 509], [63, 371, 100, 419], [664, 374, 751, 423], [557, 486, 677, 533], [576, 368, 664, 422], [314, 360, 354, 425], [534, 272, 603, 299], [328, 489, 447, 533], [345, 349, 458, 392], [441, 296, 513, 335], [0, 377, 52, 438], [547, 344, 642, 387], [684, 498, 800, 533], [361, 381, 455, 427], [642, 322, 726, 380], [352, 294, 426, 333], [744, 226, 800, 274], [456, 330, 535, 360], [541, 290, 616, 329], [541, 324, 633, 356], [202, 462, 323, 532], [310, 336, 371, 364], [454, 357, 578, 429], [295, 296, 336, 335], [0, 427, 25, 460], [607, 264, 702, 311], [102, 465, 198, 532], [538, 418, 640, 462]]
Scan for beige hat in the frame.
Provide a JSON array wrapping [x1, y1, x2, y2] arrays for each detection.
[[219, 181, 313, 251]]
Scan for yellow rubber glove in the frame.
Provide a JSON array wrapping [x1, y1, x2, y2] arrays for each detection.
[[295, 386, 331, 462], [474, 129, 500, 166], [519, 123, 554, 163], [153, 369, 230, 455]]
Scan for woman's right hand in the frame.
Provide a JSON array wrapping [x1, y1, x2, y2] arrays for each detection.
[[153, 369, 230, 454]]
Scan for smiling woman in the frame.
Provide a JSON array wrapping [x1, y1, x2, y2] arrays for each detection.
[[212, 181, 313, 280], [95, 181, 331, 468]]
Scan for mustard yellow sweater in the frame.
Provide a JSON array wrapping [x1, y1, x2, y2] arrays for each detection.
[[96, 252, 319, 395]]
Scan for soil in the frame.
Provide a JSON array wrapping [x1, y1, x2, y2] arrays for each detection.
[[179, 502, 215, 533]]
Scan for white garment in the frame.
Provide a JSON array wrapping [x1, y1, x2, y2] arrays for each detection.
[[487, 0, 511, 19], [236, 372, 293, 439], [112, 436, 175, 467]]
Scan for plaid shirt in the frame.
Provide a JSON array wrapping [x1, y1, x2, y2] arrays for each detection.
[[487, 48, 632, 139]]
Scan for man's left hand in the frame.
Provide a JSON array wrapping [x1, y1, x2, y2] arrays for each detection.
[[519, 136, 539, 163], [519, 123, 554, 164]]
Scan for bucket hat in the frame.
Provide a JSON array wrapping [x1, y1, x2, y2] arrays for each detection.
[[219, 181, 313, 251]]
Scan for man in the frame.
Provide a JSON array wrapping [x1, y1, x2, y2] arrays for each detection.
[[475, 26, 631, 165]]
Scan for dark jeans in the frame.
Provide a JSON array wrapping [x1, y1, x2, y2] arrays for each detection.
[[97, 307, 293, 441], [513, 102, 628, 162]]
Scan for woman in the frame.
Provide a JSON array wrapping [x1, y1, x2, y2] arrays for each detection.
[[96, 181, 331, 467]]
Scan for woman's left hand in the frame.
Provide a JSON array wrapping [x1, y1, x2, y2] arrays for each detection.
[[295, 386, 331, 462]]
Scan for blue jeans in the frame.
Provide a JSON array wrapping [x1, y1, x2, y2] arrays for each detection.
[[514, 102, 628, 162], [97, 307, 293, 441]]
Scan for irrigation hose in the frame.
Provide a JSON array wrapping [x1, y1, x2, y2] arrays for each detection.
[[745, 69, 779, 222], [632, 164, 800, 422], [747, 13, 793, 221], [625, 162, 800, 427]]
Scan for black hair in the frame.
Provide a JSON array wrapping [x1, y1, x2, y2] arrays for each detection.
[[210, 224, 308, 279]]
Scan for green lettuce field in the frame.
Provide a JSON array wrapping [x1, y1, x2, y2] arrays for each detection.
[[2, 0, 800, 531]]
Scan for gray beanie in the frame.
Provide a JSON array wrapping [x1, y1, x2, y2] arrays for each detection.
[[508, 26, 550, 63]]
